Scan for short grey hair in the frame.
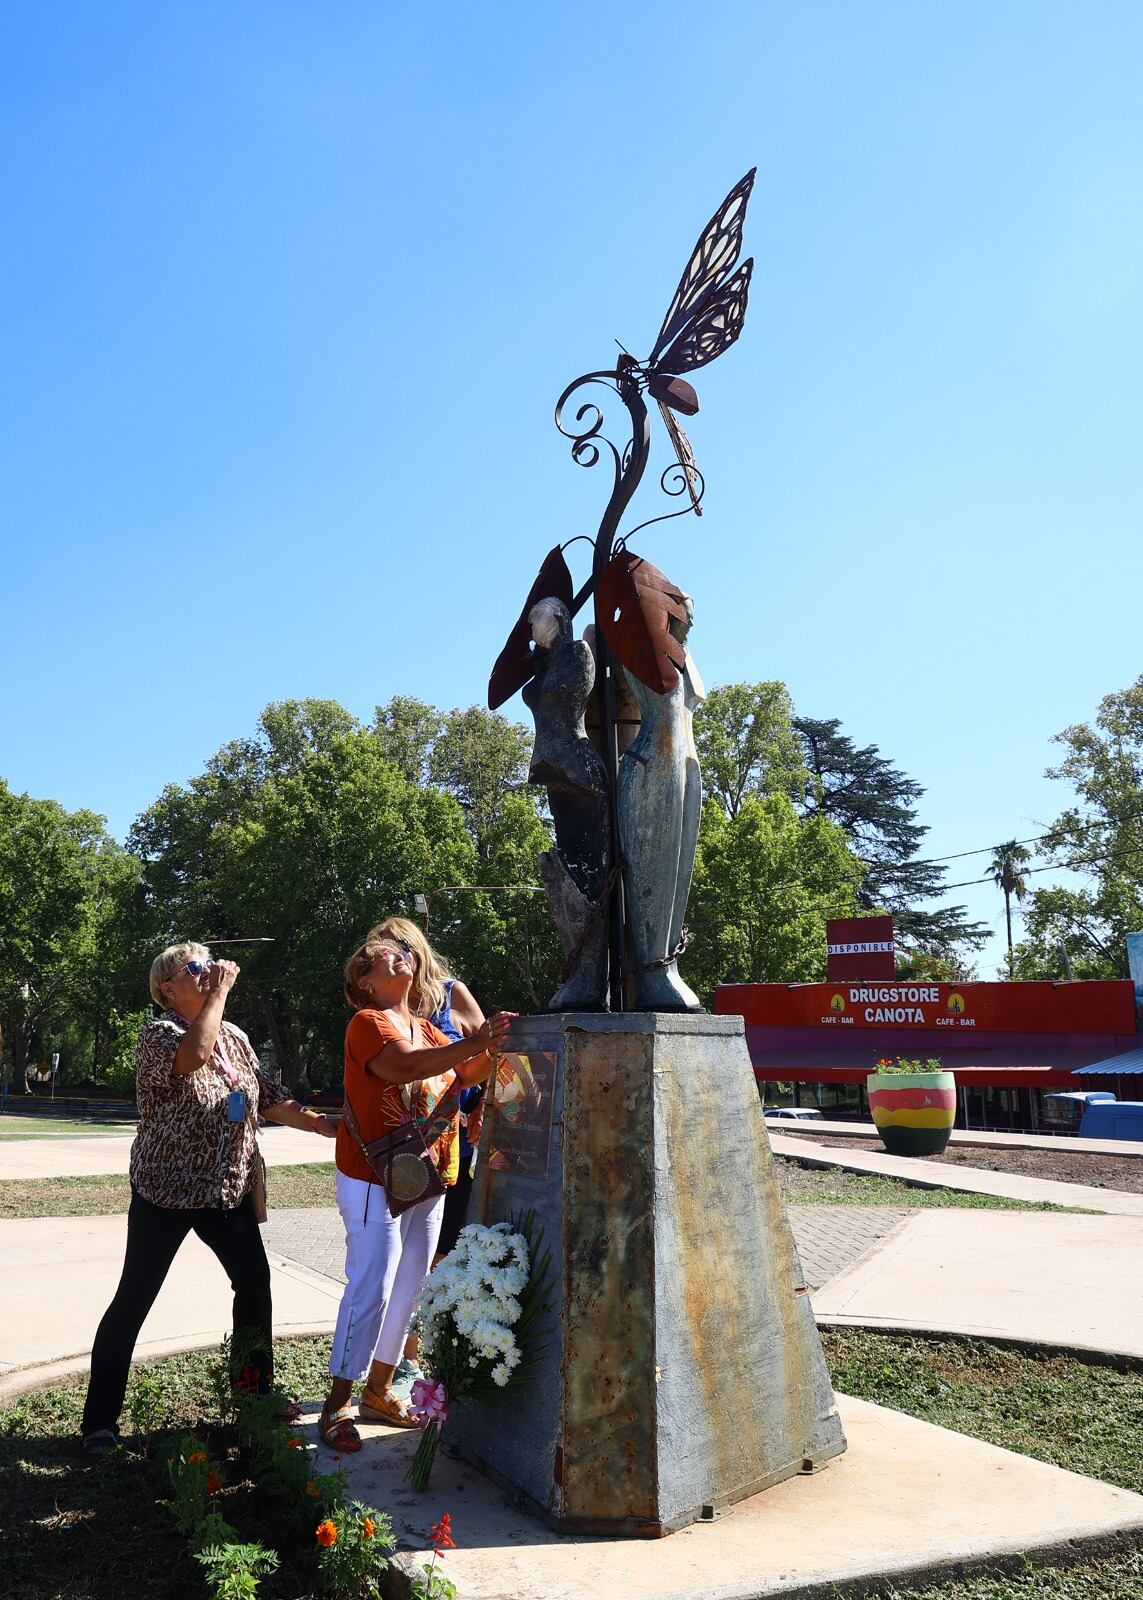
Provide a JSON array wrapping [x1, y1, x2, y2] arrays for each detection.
[[529, 597, 570, 650], [149, 941, 212, 1007]]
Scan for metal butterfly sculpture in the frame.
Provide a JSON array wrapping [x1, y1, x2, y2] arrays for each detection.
[[623, 164, 755, 513], [489, 167, 755, 711]]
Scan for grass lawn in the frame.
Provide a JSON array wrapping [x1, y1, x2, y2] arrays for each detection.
[[3, 1333, 1141, 1599], [0, 1163, 336, 1219], [0, 1156, 1058, 1221], [0, 1116, 136, 1140]]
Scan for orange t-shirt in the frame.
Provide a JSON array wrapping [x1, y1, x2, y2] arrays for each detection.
[[335, 1009, 461, 1187]]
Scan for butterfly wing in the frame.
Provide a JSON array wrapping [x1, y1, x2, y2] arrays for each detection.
[[654, 259, 753, 375], [656, 401, 703, 516], [649, 168, 756, 366]]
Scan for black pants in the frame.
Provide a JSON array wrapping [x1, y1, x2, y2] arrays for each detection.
[[435, 1159, 475, 1259], [81, 1189, 273, 1437]]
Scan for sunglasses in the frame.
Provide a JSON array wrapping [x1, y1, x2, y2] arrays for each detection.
[[183, 959, 215, 977], [374, 940, 414, 961]]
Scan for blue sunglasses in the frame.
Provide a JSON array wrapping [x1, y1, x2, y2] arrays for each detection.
[[184, 959, 214, 977]]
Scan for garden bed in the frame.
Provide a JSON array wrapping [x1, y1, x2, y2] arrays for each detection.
[[4, 1332, 1142, 1599]]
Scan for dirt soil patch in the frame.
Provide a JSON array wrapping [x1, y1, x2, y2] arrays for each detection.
[[779, 1132, 1143, 1193]]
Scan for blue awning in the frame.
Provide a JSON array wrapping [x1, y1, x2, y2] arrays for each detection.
[[1074, 1047, 1143, 1076]]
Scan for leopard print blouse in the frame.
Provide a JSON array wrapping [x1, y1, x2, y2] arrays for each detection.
[[129, 1012, 289, 1210]]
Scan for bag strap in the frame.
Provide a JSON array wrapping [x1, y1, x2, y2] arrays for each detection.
[[342, 1079, 464, 1161]]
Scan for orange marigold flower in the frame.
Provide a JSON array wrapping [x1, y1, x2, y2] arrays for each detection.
[[206, 1470, 221, 1496], [286, 1436, 302, 1449], [316, 1520, 338, 1548], [187, 1450, 207, 1464], [362, 1517, 375, 1540], [305, 1480, 321, 1498]]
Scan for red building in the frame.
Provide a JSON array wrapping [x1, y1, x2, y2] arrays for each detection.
[[714, 926, 1143, 1131]]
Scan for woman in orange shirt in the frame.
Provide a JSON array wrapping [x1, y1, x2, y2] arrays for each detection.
[[319, 928, 513, 1452]]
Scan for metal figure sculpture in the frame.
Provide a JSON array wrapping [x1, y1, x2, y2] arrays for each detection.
[[617, 595, 707, 1011], [489, 169, 755, 1011], [521, 599, 611, 1011]]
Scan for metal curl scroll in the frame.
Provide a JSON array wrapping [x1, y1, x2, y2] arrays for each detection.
[[617, 463, 707, 547]]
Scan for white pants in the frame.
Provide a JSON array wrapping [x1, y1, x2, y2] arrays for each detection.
[[328, 1171, 445, 1382]]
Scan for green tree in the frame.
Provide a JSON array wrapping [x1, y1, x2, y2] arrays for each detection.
[[372, 696, 443, 786], [127, 697, 553, 1086], [428, 706, 535, 861], [794, 715, 988, 964], [0, 782, 139, 1084], [682, 794, 865, 1004], [692, 682, 805, 817], [1011, 677, 1143, 980], [987, 839, 1033, 973]]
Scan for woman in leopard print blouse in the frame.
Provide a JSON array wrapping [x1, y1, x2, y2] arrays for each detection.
[[80, 942, 338, 1456]]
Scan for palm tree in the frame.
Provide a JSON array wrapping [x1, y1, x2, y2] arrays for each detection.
[[987, 840, 1033, 974]]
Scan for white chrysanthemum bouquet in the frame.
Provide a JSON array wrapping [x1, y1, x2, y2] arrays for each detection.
[[408, 1215, 551, 1490]]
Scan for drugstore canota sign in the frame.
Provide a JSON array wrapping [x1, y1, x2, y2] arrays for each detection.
[[719, 979, 1136, 1035]]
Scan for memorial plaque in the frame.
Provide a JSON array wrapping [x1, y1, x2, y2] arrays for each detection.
[[487, 1050, 557, 1178]]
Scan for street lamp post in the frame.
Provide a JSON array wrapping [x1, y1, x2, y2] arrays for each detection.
[[413, 885, 543, 933]]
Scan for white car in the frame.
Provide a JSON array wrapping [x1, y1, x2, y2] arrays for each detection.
[[763, 1106, 823, 1120]]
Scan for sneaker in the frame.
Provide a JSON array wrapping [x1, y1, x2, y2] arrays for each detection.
[[393, 1357, 424, 1386]]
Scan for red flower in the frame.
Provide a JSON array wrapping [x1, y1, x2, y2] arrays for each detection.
[[206, 1470, 221, 1496], [316, 1520, 338, 1548], [305, 1480, 321, 1498], [286, 1436, 302, 1449], [429, 1512, 457, 1552]]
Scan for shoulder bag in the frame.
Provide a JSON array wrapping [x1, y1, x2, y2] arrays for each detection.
[[342, 1081, 462, 1218]]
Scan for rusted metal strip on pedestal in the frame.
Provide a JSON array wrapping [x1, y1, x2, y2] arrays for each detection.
[[561, 1028, 659, 1528]]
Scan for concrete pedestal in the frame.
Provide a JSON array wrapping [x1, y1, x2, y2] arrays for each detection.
[[448, 1012, 845, 1537]]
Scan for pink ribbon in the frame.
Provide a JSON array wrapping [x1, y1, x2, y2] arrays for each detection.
[[410, 1378, 449, 1425]]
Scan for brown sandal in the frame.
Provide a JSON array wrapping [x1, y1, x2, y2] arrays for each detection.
[[318, 1406, 362, 1453], [359, 1386, 420, 1428]]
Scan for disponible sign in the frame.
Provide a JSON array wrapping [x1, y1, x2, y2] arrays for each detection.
[[826, 916, 896, 981]]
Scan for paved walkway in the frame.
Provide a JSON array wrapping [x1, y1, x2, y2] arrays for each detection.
[[0, 1122, 331, 1180], [773, 1117, 1143, 1157], [768, 1130, 1143, 1215], [263, 1203, 912, 1295]]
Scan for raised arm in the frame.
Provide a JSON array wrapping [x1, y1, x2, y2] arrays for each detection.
[[366, 1010, 513, 1089], [172, 962, 239, 1077]]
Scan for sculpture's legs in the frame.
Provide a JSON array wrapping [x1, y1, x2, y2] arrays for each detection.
[[538, 851, 609, 1010], [618, 728, 700, 1011]]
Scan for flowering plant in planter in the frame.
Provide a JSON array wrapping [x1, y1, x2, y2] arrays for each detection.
[[873, 1056, 943, 1074], [867, 1057, 956, 1156], [408, 1215, 551, 1490]]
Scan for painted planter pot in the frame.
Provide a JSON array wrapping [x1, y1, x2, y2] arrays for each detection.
[[866, 1070, 956, 1157]]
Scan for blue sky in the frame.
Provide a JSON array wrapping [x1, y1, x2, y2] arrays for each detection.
[[3, 2, 1142, 976]]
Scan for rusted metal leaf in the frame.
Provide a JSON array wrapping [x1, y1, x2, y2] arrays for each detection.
[[488, 545, 574, 709], [597, 551, 689, 695]]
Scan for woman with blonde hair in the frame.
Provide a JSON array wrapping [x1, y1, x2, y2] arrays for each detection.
[[370, 917, 488, 1258], [319, 924, 513, 1451], [81, 943, 337, 1456]]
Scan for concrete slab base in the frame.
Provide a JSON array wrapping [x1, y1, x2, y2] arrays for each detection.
[[314, 1392, 1143, 1600], [813, 1210, 1143, 1360]]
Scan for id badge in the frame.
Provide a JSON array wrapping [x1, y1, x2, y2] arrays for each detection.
[[226, 1089, 247, 1123]]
